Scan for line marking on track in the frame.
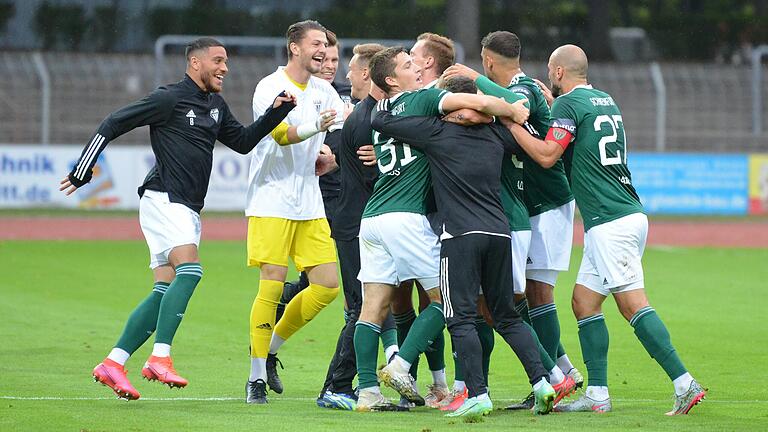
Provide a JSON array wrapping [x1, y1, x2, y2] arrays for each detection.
[[1, 396, 765, 404]]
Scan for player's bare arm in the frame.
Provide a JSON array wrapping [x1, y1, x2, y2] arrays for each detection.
[[442, 108, 493, 126], [279, 109, 338, 145], [441, 63, 481, 81], [503, 120, 565, 168], [442, 93, 529, 124]]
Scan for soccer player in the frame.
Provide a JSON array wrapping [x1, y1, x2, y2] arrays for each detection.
[[59, 37, 295, 401], [371, 75, 556, 417], [315, 43, 400, 411], [445, 30, 582, 410], [245, 20, 344, 404], [279, 30, 352, 310], [507, 44, 706, 415], [354, 46, 529, 411]]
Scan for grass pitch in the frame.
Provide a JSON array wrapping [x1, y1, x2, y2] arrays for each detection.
[[0, 240, 766, 431]]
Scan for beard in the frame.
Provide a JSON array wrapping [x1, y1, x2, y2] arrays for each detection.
[[201, 70, 221, 93], [551, 81, 562, 98]]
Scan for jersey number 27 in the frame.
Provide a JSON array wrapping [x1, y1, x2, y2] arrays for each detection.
[[594, 114, 627, 166]]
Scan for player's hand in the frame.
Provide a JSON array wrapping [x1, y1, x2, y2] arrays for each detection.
[[508, 98, 529, 124], [442, 63, 481, 81], [443, 108, 493, 126], [533, 78, 554, 107], [357, 144, 377, 166], [315, 144, 337, 176], [273, 91, 297, 108], [59, 175, 79, 196], [317, 109, 337, 132]]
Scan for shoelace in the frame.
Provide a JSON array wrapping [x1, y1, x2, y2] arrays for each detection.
[[270, 355, 284, 370], [249, 380, 268, 396]]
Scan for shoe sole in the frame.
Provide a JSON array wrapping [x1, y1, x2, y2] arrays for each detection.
[[377, 369, 425, 406], [141, 367, 187, 388], [355, 404, 409, 412], [505, 402, 533, 411], [667, 391, 706, 416], [92, 372, 140, 400], [446, 407, 492, 417]]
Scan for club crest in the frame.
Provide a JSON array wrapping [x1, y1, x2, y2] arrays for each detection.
[[210, 108, 219, 123], [553, 129, 566, 140]]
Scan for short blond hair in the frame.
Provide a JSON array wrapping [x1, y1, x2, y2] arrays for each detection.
[[416, 32, 455, 74]]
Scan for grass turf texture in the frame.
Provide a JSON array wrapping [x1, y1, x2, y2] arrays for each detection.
[[1, 240, 765, 431]]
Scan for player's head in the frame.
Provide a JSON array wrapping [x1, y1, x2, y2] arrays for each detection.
[[286, 20, 328, 74], [185, 37, 227, 93], [315, 30, 340, 83], [548, 44, 588, 97], [369, 46, 422, 97], [347, 43, 386, 100], [438, 75, 477, 94], [410, 33, 455, 82], [480, 31, 521, 82]]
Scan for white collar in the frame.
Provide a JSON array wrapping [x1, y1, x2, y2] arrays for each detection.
[[561, 83, 593, 96], [508, 72, 526, 86]]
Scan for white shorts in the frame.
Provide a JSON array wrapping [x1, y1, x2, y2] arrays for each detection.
[[575, 212, 647, 296], [510, 230, 532, 294], [525, 200, 575, 287], [358, 212, 440, 289], [139, 190, 201, 269]]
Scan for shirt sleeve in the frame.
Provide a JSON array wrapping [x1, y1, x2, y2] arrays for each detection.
[[68, 89, 175, 186], [475, 75, 528, 106], [371, 109, 442, 150], [547, 98, 578, 149], [327, 87, 346, 133], [218, 96, 295, 154], [412, 88, 449, 116]]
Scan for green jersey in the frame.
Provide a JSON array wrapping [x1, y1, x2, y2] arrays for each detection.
[[362, 87, 447, 218], [476, 74, 573, 217], [549, 85, 642, 231]]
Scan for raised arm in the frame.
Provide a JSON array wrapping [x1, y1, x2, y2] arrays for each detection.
[[60, 89, 176, 194], [441, 92, 529, 125], [217, 92, 296, 154], [371, 100, 442, 150]]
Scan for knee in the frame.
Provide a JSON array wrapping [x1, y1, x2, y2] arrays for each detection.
[[571, 292, 600, 320], [526, 281, 554, 307], [310, 283, 340, 305], [261, 264, 288, 281], [307, 264, 339, 288]]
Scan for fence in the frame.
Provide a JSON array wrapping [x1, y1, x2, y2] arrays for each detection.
[[1, 43, 767, 152]]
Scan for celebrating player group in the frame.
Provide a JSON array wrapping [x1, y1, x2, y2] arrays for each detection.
[[61, 19, 706, 418]]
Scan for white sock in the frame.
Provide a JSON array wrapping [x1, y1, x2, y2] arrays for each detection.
[[557, 354, 575, 373], [532, 377, 548, 392], [269, 334, 286, 355], [107, 348, 130, 366], [549, 365, 565, 385], [673, 372, 694, 396], [384, 345, 399, 363], [586, 385, 609, 401], [475, 392, 489, 401], [151, 343, 171, 357], [394, 355, 411, 372], [249, 357, 266, 382], [360, 385, 382, 395], [453, 380, 466, 392], [431, 369, 447, 387]]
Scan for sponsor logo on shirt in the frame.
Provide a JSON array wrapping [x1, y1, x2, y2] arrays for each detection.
[[551, 119, 575, 132]]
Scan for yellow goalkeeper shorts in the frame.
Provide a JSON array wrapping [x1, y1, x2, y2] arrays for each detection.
[[247, 217, 337, 271]]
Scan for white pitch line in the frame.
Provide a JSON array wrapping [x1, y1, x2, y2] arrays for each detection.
[[0, 396, 765, 404]]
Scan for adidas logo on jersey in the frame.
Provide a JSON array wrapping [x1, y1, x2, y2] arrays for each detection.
[[186, 109, 196, 126], [255, 322, 272, 330], [603, 278, 609, 285], [527, 257, 533, 265]]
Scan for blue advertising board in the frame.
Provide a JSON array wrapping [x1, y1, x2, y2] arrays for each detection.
[[630, 153, 749, 215]]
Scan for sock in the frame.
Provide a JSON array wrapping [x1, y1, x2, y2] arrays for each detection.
[[532, 376, 548, 392], [114, 281, 169, 356], [549, 365, 565, 385], [249, 279, 283, 358], [393, 309, 419, 379], [425, 328, 446, 372], [273, 283, 339, 341], [154, 263, 202, 345], [381, 327, 399, 361], [476, 320, 495, 383], [475, 392, 489, 401], [152, 343, 171, 357], [249, 357, 266, 382], [557, 352, 575, 373], [586, 385, 609, 400], [630, 307, 688, 382], [397, 302, 445, 365], [107, 348, 130, 366], [673, 372, 694, 396], [453, 380, 466, 392], [529, 303, 561, 362], [394, 355, 411, 372], [431, 369, 447, 387], [514, 298, 531, 324], [577, 314, 609, 387], [354, 321, 381, 390], [384, 345, 399, 363], [523, 321, 556, 370], [269, 333, 286, 355]]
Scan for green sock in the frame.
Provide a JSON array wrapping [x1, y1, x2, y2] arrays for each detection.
[[529, 303, 561, 362], [523, 321, 556, 370], [354, 321, 381, 390], [154, 263, 202, 345], [577, 314, 609, 387], [556, 341, 565, 359], [476, 319, 495, 382], [398, 302, 445, 366], [631, 307, 687, 380], [115, 282, 169, 354], [425, 329, 446, 372], [515, 298, 531, 325], [380, 327, 398, 352], [393, 309, 419, 379]]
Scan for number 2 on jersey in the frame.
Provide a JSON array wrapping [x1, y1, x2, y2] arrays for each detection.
[[594, 114, 626, 166]]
